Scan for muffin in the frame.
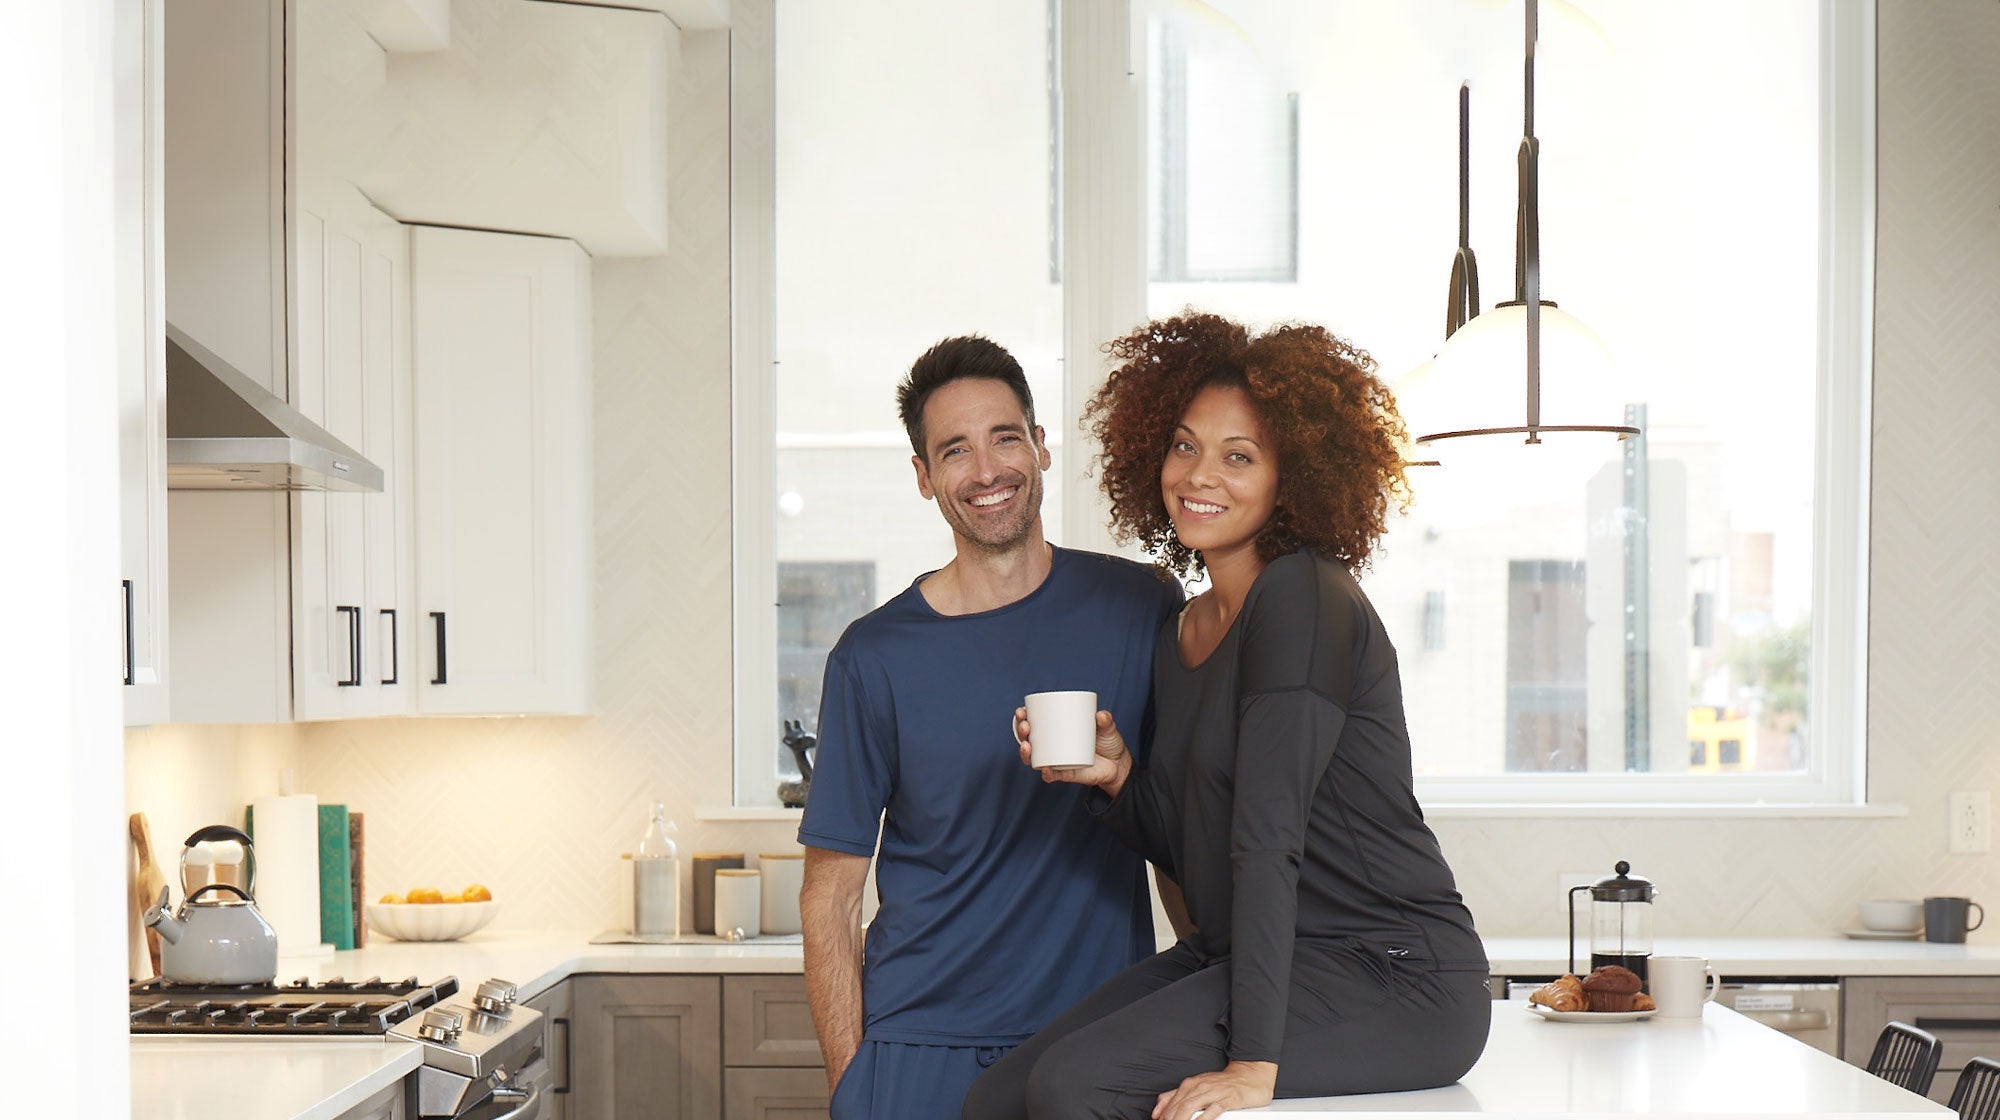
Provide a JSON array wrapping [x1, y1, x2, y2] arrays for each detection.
[[1581, 965, 1644, 1012]]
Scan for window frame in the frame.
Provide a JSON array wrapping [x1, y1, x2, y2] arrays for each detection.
[[730, 0, 1873, 810]]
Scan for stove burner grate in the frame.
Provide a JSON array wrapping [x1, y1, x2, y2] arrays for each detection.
[[129, 975, 460, 1036]]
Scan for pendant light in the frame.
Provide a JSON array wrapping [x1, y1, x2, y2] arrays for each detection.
[[1403, 0, 1638, 457]]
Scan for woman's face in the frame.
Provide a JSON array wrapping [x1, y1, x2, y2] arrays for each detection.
[[1160, 383, 1280, 558]]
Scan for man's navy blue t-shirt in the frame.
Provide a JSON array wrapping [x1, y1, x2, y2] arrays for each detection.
[[798, 546, 1182, 1046]]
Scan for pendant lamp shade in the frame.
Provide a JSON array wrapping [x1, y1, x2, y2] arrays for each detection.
[[1403, 300, 1623, 448]]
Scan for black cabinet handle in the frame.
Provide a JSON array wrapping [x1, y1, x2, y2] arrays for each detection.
[[430, 611, 448, 685], [380, 609, 398, 685], [122, 580, 136, 686], [553, 1016, 571, 1095], [336, 606, 361, 686]]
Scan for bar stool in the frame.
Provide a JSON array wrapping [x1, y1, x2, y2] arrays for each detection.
[[1949, 1057, 2000, 1120], [1865, 1021, 1942, 1096]]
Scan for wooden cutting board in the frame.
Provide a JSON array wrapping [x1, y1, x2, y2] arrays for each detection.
[[130, 812, 167, 979]]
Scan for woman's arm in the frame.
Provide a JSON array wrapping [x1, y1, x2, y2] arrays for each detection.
[[1223, 555, 1357, 1063]]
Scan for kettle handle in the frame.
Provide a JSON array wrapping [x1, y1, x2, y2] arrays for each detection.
[[186, 883, 252, 904], [180, 825, 258, 899], [184, 825, 252, 848]]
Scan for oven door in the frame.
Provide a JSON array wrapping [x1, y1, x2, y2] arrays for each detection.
[[454, 1083, 542, 1120], [1716, 981, 1841, 1057]]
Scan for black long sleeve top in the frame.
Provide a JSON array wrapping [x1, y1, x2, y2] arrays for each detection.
[[1096, 550, 1486, 1063]]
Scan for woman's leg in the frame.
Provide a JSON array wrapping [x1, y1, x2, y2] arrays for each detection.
[[1270, 944, 1492, 1098], [961, 943, 1205, 1120]]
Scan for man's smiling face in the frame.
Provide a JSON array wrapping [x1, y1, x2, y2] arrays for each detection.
[[912, 377, 1050, 554]]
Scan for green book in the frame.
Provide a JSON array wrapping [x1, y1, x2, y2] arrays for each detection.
[[318, 804, 355, 951]]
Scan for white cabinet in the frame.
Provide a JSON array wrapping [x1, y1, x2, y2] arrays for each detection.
[[411, 227, 593, 716], [118, 0, 169, 726], [292, 186, 416, 720]]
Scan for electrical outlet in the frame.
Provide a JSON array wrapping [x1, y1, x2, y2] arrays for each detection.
[[1949, 791, 1991, 854]]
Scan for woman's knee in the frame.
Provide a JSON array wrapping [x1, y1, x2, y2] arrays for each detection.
[[962, 1053, 1028, 1120]]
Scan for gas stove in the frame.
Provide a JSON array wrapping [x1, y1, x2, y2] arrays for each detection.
[[129, 974, 459, 1036], [130, 975, 546, 1119]]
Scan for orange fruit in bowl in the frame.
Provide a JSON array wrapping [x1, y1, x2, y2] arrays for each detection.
[[378, 893, 400, 904], [443, 892, 466, 904], [462, 883, 493, 903], [405, 886, 445, 904]]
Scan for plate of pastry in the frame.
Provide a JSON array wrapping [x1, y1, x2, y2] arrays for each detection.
[[1523, 966, 1658, 1022], [1528, 1005, 1658, 1023]]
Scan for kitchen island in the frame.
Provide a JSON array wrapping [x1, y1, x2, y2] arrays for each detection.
[[1218, 999, 1948, 1118]]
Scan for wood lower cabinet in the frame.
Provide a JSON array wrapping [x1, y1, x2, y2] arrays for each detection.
[[1843, 976, 2000, 1105], [725, 1068, 832, 1120], [525, 981, 575, 1120], [568, 975, 827, 1120], [572, 976, 723, 1120]]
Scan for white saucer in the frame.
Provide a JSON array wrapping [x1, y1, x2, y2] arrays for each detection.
[[1841, 927, 1921, 941], [1528, 1005, 1657, 1023]]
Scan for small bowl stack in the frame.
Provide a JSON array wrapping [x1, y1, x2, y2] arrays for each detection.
[[366, 900, 500, 942]]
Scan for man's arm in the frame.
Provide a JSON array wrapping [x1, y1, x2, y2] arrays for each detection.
[[1154, 868, 1196, 942], [801, 845, 872, 1094]]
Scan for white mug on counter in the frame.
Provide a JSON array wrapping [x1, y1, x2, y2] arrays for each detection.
[[1650, 955, 1721, 1018], [759, 852, 804, 935]]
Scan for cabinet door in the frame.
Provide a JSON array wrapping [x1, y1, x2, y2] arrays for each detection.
[[363, 213, 417, 715], [724, 1068, 830, 1120], [331, 1079, 408, 1120], [411, 226, 592, 716], [525, 981, 575, 1120], [117, 0, 168, 726], [572, 976, 721, 1120], [293, 187, 394, 720]]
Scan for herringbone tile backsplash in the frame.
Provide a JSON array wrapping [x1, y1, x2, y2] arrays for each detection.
[[129, 4, 2000, 939]]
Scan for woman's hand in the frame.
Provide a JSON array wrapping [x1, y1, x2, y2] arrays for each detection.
[[1152, 1061, 1278, 1120], [1014, 708, 1132, 798]]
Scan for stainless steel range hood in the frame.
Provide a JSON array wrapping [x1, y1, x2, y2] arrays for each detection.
[[165, 323, 384, 492]]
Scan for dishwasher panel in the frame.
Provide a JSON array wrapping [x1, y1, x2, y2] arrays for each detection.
[[1717, 981, 1842, 1057]]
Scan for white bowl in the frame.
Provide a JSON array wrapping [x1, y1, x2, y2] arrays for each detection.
[[1858, 899, 1922, 933], [367, 900, 499, 942]]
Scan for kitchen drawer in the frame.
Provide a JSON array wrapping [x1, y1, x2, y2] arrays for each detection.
[[724, 975, 823, 1067], [724, 1067, 830, 1120], [1843, 975, 2000, 1104]]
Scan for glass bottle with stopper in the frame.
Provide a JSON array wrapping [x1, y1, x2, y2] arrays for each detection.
[[1568, 860, 1656, 987], [634, 802, 681, 938]]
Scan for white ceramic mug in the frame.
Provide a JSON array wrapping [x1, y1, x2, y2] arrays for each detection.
[[1022, 691, 1098, 770], [1650, 955, 1721, 1018]]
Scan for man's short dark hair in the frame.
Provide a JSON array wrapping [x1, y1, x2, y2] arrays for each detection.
[[896, 336, 1038, 461]]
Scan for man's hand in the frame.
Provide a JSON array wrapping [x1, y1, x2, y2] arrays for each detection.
[[1152, 1061, 1278, 1120], [801, 847, 871, 1094], [1014, 708, 1133, 798]]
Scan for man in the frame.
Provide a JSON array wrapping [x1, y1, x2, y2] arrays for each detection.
[[798, 336, 1185, 1119]]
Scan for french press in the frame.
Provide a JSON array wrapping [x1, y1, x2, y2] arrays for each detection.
[[1568, 860, 1657, 987]]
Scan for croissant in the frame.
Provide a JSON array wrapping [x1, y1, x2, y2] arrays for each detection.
[[1632, 992, 1656, 1012], [1528, 974, 1587, 1013]]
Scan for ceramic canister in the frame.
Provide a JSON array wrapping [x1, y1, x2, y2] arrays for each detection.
[[691, 853, 744, 935]]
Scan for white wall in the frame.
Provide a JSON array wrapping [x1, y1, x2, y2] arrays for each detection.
[[127, 3, 2000, 941]]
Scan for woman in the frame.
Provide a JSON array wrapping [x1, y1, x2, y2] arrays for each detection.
[[962, 313, 1489, 1120]]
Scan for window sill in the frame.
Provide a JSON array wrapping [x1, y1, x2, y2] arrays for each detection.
[[701, 805, 804, 822], [1423, 802, 1908, 820]]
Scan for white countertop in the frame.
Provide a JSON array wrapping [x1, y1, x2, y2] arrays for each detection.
[[1221, 1001, 1950, 1118], [132, 931, 2000, 1120]]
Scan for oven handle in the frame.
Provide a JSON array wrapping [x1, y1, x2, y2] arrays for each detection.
[[462, 1084, 540, 1120]]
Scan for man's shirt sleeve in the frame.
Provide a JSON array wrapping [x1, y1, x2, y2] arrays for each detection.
[[797, 649, 894, 857]]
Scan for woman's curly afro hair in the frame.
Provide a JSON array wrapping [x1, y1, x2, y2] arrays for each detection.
[[1085, 310, 1412, 577]]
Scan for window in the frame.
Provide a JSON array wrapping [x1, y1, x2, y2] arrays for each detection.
[[735, 0, 1871, 808], [775, 561, 875, 777]]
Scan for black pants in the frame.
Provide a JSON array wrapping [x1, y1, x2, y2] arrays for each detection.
[[961, 939, 1490, 1120]]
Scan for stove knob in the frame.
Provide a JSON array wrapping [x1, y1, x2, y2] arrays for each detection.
[[418, 1009, 464, 1043], [474, 979, 519, 1012]]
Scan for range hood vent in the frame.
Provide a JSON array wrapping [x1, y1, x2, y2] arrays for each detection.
[[165, 323, 384, 492]]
